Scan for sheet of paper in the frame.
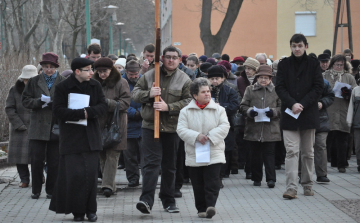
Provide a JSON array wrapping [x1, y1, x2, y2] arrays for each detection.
[[65, 93, 90, 126], [285, 108, 301, 119], [41, 94, 51, 108], [253, 106, 270, 122], [333, 81, 351, 98], [195, 140, 210, 163]]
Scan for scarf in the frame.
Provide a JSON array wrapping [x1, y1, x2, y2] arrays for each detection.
[[329, 68, 345, 83], [43, 71, 57, 89], [195, 100, 209, 109]]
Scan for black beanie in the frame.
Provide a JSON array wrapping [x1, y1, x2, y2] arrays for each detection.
[[200, 62, 212, 73], [71, 58, 94, 72]]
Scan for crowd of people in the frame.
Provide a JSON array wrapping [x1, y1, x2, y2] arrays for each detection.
[[4, 33, 360, 221]]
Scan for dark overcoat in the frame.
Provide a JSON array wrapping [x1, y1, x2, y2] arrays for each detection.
[[52, 73, 108, 155], [275, 53, 324, 130], [93, 67, 131, 151], [5, 80, 31, 164], [22, 72, 65, 140]]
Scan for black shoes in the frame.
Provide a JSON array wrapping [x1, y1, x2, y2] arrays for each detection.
[[86, 213, 98, 222], [174, 189, 182, 198], [267, 180, 275, 188], [338, 168, 346, 173], [73, 213, 85, 222], [183, 178, 190, 184], [358, 166, 360, 173], [219, 180, 224, 189], [46, 194, 52, 199], [223, 174, 230, 178], [231, 169, 238, 174], [253, 181, 261, 186], [275, 165, 282, 170], [31, 193, 40, 199], [246, 173, 252, 179], [316, 176, 330, 183], [103, 188, 112, 197], [128, 180, 139, 187], [165, 204, 180, 213], [136, 201, 151, 214], [117, 164, 125, 169]]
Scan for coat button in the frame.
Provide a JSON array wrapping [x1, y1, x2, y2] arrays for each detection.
[[163, 88, 165, 90]]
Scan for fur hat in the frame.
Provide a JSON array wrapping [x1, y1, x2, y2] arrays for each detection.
[[207, 65, 224, 78], [200, 62, 212, 73], [93, 57, 113, 70], [243, 57, 260, 71]]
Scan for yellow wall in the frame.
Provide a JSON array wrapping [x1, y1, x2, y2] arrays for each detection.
[[172, 0, 277, 59], [277, 0, 333, 59]]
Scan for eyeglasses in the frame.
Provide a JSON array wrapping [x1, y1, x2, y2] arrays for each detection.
[[80, 69, 91, 72], [97, 70, 109, 74], [334, 63, 344, 67], [42, 67, 55, 70], [164, 55, 179, 60], [258, 77, 270, 80]]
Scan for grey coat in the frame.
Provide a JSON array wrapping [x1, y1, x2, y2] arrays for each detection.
[[22, 72, 65, 140], [240, 82, 281, 142], [5, 81, 31, 164]]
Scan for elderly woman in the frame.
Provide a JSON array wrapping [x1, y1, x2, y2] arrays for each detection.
[[93, 57, 131, 197], [323, 54, 357, 173], [5, 65, 38, 188], [177, 78, 230, 219], [240, 65, 281, 188], [22, 53, 65, 199]]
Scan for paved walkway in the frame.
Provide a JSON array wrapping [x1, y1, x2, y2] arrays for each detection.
[[1, 156, 360, 222]]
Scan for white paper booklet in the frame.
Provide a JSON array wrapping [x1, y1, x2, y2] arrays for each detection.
[[41, 94, 51, 108], [65, 93, 90, 126], [253, 106, 270, 122], [285, 108, 301, 119], [195, 140, 210, 163], [333, 81, 351, 98]]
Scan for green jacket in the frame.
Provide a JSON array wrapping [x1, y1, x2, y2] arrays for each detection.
[[131, 66, 192, 133]]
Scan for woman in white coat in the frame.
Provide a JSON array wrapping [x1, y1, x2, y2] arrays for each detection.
[[177, 78, 230, 219]]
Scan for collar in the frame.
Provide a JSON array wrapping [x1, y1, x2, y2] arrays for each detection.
[[42, 71, 58, 79], [161, 66, 177, 77], [187, 99, 218, 110], [66, 73, 96, 88], [252, 82, 274, 92]]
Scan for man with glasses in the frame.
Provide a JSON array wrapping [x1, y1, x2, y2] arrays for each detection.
[[22, 53, 65, 200], [132, 45, 192, 214], [50, 58, 107, 222]]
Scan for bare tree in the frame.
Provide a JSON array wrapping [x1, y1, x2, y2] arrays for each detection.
[[200, 0, 243, 56]]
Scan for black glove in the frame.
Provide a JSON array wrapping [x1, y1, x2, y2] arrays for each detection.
[[17, 125, 27, 131], [341, 87, 351, 101], [265, 109, 274, 118], [249, 110, 258, 118], [47, 101, 53, 110], [133, 111, 142, 121]]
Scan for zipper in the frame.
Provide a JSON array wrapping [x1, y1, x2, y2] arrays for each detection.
[[259, 88, 266, 142]]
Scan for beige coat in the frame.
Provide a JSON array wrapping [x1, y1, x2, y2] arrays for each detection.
[[323, 70, 357, 133], [240, 82, 281, 142], [93, 68, 131, 150], [177, 99, 230, 167]]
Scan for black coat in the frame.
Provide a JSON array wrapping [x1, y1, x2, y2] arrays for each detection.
[[52, 74, 107, 155], [275, 53, 324, 130], [317, 79, 335, 133]]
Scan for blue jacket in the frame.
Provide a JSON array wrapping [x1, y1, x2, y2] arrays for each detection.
[[122, 73, 142, 138]]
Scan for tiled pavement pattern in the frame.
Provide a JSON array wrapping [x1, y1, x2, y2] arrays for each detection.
[[1, 156, 360, 222]]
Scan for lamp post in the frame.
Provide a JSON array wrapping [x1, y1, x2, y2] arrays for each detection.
[[85, 0, 91, 46], [115, 22, 124, 56], [103, 5, 118, 54], [124, 38, 131, 56]]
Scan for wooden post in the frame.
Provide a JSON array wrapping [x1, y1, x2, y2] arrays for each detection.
[[154, 0, 161, 140]]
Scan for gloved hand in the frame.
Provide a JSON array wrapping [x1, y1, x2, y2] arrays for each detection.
[[249, 110, 258, 118], [47, 101, 53, 110], [341, 87, 351, 101], [17, 125, 27, 131], [133, 111, 142, 121], [265, 109, 274, 118]]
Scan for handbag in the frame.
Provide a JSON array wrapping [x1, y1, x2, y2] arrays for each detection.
[[230, 111, 245, 128], [50, 124, 59, 141], [102, 102, 121, 149]]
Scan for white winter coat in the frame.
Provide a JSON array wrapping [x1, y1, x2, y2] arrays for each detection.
[[177, 99, 230, 167]]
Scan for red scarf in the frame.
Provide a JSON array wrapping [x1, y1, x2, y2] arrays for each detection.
[[195, 101, 209, 109]]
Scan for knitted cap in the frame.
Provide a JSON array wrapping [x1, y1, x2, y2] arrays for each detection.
[[217, 60, 231, 72], [243, 57, 260, 71], [199, 55, 208, 63]]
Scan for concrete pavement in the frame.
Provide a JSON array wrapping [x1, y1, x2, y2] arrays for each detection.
[[1, 156, 360, 222]]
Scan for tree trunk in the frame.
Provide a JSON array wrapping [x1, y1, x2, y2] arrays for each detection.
[[200, 0, 243, 57]]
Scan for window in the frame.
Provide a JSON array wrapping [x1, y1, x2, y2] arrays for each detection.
[[295, 11, 316, 36]]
